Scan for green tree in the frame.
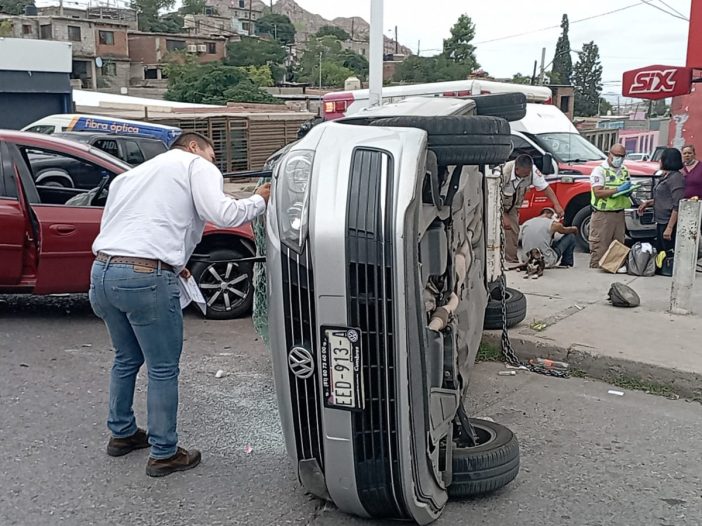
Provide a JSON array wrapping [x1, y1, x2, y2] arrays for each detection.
[[599, 97, 613, 116], [339, 49, 369, 80], [243, 65, 274, 87], [224, 79, 278, 104], [442, 14, 479, 69], [256, 13, 295, 45], [298, 36, 349, 86], [149, 12, 184, 33], [572, 41, 603, 117], [225, 36, 286, 67], [511, 73, 533, 85], [314, 25, 350, 41], [551, 14, 572, 85], [0, 0, 33, 15], [393, 55, 469, 84], [131, 0, 176, 31], [180, 0, 206, 15]]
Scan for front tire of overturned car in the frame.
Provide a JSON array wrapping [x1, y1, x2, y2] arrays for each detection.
[[189, 248, 254, 320], [449, 418, 520, 499]]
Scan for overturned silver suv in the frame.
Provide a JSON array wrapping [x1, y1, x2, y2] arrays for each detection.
[[264, 95, 524, 524]]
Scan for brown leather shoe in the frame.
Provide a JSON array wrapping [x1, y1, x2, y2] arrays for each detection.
[[146, 447, 201, 477], [106, 428, 149, 457]]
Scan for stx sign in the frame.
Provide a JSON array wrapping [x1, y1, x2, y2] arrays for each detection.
[[622, 65, 693, 100]]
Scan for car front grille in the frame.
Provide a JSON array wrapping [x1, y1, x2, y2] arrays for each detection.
[[281, 246, 324, 470], [346, 148, 407, 518]]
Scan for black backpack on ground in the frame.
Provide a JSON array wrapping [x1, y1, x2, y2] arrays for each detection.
[[608, 282, 641, 308]]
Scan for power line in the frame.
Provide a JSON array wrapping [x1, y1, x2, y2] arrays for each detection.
[[473, 2, 646, 45], [641, 0, 688, 20], [652, 0, 689, 19]]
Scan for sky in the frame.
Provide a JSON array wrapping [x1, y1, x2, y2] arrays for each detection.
[[285, 0, 692, 102]]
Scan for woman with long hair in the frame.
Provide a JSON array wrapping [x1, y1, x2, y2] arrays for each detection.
[[638, 148, 685, 252]]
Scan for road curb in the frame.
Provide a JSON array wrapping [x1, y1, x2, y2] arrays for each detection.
[[482, 331, 702, 401]]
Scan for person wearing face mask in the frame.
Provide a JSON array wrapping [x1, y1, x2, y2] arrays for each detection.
[[682, 144, 702, 199], [499, 154, 564, 263], [90, 132, 271, 477], [588, 143, 633, 268], [637, 147, 685, 253]]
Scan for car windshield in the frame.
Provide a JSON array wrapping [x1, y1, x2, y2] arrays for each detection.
[[529, 132, 606, 163]]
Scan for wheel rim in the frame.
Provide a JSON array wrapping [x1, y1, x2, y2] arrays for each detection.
[[456, 420, 498, 448], [197, 261, 251, 313], [490, 287, 513, 302]]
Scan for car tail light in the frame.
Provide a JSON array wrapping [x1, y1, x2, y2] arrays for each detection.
[[335, 100, 347, 112], [324, 102, 335, 114]]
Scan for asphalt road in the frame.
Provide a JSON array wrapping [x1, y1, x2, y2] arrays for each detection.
[[1, 294, 701, 526]]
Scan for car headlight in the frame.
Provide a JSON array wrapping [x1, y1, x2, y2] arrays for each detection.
[[276, 149, 314, 253]]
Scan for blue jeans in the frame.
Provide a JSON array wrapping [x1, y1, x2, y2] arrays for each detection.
[[89, 260, 183, 459], [553, 234, 576, 267]]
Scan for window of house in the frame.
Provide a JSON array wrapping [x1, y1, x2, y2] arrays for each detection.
[[67, 26, 81, 42], [238, 0, 245, 7], [40, 24, 52, 39], [101, 62, 117, 76], [22, 24, 32, 35], [207, 42, 216, 54], [98, 30, 115, 45], [205, 6, 215, 16], [166, 39, 186, 51], [242, 22, 250, 32]]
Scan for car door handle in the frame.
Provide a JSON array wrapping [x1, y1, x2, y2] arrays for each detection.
[[50, 224, 76, 235]]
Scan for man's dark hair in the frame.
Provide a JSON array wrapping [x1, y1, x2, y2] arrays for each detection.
[[171, 132, 214, 151], [660, 147, 684, 171], [515, 154, 533, 171]]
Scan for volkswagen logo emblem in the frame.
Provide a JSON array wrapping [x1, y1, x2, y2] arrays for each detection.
[[288, 347, 314, 379]]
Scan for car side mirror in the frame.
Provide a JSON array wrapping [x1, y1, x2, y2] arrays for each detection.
[[541, 153, 555, 175]]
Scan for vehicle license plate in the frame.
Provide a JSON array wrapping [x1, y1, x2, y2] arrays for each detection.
[[321, 326, 363, 410]]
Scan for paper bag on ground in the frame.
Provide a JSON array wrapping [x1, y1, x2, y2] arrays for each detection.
[[599, 240, 630, 273]]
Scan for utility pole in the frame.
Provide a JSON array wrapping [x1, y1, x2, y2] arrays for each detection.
[[539, 47, 546, 85], [248, 0, 253, 35], [319, 51, 323, 89], [394, 25, 398, 55], [417, 40, 420, 55], [369, 0, 383, 107], [531, 59, 537, 85]]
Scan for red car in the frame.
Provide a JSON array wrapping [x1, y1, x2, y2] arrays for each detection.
[[0, 130, 256, 319]]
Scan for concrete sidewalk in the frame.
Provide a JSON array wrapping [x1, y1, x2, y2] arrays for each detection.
[[484, 252, 702, 400]]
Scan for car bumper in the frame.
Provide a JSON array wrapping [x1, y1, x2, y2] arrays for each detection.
[[625, 209, 656, 239]]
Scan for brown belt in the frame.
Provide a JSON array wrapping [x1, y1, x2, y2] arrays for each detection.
[[96, 252, 174, 273]]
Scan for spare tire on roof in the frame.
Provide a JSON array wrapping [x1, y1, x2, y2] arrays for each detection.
[[471, 93, 528, 122], [370, 115, 512, 166]]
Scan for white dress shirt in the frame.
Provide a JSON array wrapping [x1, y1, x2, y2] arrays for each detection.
[[93, 149, 266, 269]]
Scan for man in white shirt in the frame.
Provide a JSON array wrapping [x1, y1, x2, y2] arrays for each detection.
[[89, 132, 270, 477], [501, 154, 564, 263], [518, 207, 578, 268]]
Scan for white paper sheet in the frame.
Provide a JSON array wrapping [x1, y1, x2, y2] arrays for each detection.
[[178, 275, 207, 315]]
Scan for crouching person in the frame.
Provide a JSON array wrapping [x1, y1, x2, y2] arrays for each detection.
[[518, 207, 578, 268]]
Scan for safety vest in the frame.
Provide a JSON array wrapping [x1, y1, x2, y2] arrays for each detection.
[[591, 164, 632, 211]]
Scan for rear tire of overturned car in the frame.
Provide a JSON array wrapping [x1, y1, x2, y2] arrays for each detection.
[[189, 248, 254, 320], [483, 286, 527, 330], [370, 115, 513, 166], [471, 93, 528, 122], [449, 418, 520, 499]]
